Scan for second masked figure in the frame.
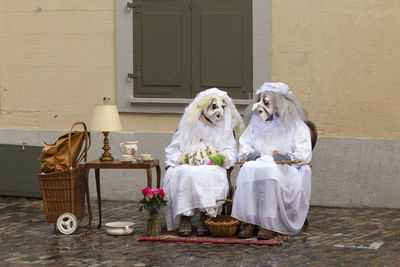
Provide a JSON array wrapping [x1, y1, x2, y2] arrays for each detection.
[[163, 88, 244, 236]]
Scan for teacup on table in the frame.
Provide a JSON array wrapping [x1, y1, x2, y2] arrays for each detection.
[[121, 154, 134, 162], [141, 154, 152, 161]]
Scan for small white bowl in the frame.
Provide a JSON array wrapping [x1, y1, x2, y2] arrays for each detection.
[[141, 154, 152, 161], [105, 221, 135, 235]]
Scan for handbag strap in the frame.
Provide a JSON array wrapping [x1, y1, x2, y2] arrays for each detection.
[[68, 122, 91, 168]]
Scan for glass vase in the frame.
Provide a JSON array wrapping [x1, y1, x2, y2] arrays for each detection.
[[147, 210, 161, 237]]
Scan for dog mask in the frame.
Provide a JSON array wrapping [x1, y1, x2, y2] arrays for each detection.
[[251, 94, 275, 121]]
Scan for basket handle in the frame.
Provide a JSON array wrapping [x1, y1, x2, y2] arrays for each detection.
[[236, 160, 302, 165], [75, 122, 91, 164], [216, 198, 233, 203], [68, 122, 91, 168], [216, 199, 233, 216]]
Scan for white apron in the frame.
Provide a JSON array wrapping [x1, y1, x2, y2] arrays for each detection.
[[163, 165, 229, 231], [231, 115, 312, 235]]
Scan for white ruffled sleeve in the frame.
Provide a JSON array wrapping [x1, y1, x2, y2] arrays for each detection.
[[221, 130, 238, 168], [165, 130, 183, 167], [287, 121, 312, 164], [238, 126, 256, 161]]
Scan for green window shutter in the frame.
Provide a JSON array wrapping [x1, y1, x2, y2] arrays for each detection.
[[192, 0, 252, 99], [133, 0, 252, 99], [133, 0, 191, 98]]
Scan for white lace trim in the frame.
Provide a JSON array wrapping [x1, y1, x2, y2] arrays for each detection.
[[249, 113, 289, 136], [180, 120, 229, 153]]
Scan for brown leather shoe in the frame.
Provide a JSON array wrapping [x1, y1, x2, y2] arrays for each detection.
[[237, 223, 257, 239], [257, 227, 275, 240]]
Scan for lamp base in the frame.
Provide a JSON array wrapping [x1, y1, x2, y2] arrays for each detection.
[[100, 154, 114, 161], [100, 131, 114, 161]]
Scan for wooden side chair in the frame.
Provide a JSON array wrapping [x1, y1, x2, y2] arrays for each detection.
[[303, 120, 317, 226]]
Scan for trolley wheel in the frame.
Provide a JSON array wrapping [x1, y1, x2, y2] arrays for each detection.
[[55, 213, 78, 235]]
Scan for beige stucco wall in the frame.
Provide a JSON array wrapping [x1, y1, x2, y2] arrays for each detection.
[[0, 0, 181, 132], [1, 0, 400, 138], [0, 0, 117, 129], [271, 0, 400, 139]]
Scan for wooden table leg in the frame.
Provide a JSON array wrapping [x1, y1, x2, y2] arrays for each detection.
[[156, 165, 161, 188], [95, 168, 102, 229], [146, 167, 152, 187], [85, 168, 93, 233]]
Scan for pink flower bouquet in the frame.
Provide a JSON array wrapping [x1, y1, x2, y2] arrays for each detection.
[[139, 186, 168, 216], [139, 187, 168, 236]]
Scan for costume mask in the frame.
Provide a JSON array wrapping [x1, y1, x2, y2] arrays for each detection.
[[201, 96, 225, 125], [252, 94, 275, 121]]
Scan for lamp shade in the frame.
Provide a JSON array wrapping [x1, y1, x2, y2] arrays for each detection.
[[90, 104, 122, 132]]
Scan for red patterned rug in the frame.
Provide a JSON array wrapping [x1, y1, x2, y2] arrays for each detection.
[[138, 232, 289, 245]]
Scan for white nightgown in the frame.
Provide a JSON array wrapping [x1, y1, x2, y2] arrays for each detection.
[[163, 120, 238, 231], [231, 115, 312, 235]]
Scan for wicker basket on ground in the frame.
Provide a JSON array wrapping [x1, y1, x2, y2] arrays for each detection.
[[205, 199, 240, 237]]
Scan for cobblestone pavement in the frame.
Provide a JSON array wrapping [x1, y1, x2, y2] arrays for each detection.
[[0, 196, 399, 266]]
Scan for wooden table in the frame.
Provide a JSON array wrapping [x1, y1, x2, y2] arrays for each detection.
[[85, 159, 161, 228]]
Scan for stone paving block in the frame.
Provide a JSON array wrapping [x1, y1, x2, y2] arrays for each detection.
[[0, 196, 399, 266]]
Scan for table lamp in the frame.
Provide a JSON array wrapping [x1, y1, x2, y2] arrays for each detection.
[[90, 104, 122, 161]]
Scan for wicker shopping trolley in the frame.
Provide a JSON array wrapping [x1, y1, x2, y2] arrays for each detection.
[[38, 122, 92, 235]]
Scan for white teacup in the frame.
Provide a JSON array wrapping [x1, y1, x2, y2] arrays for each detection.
[[141, 154, 152, 161], [121, 154, 133, 162]]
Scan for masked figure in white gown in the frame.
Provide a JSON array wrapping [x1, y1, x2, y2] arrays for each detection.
[[163, 88, 244, 236], [231, 82, 312, 240]]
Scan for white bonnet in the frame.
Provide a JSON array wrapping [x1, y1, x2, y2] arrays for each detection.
[[255, 82, 292, 95]]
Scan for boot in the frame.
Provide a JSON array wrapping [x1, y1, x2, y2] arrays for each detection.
[[257, 227, 275, 240], [179, 215, 192, 237], [237, 223, 257, 239], [196, 212, 209, 236]]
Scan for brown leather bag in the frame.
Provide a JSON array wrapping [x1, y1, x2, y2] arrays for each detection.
[[39, 122, 91, 173]]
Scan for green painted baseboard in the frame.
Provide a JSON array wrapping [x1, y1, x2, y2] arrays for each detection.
[[0, 144, 43, 198]]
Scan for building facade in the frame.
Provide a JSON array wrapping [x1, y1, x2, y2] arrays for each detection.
[[1, 0, 399, 207]]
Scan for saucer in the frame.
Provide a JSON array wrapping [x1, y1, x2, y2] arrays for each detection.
[[120, 159, 136, 163]]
